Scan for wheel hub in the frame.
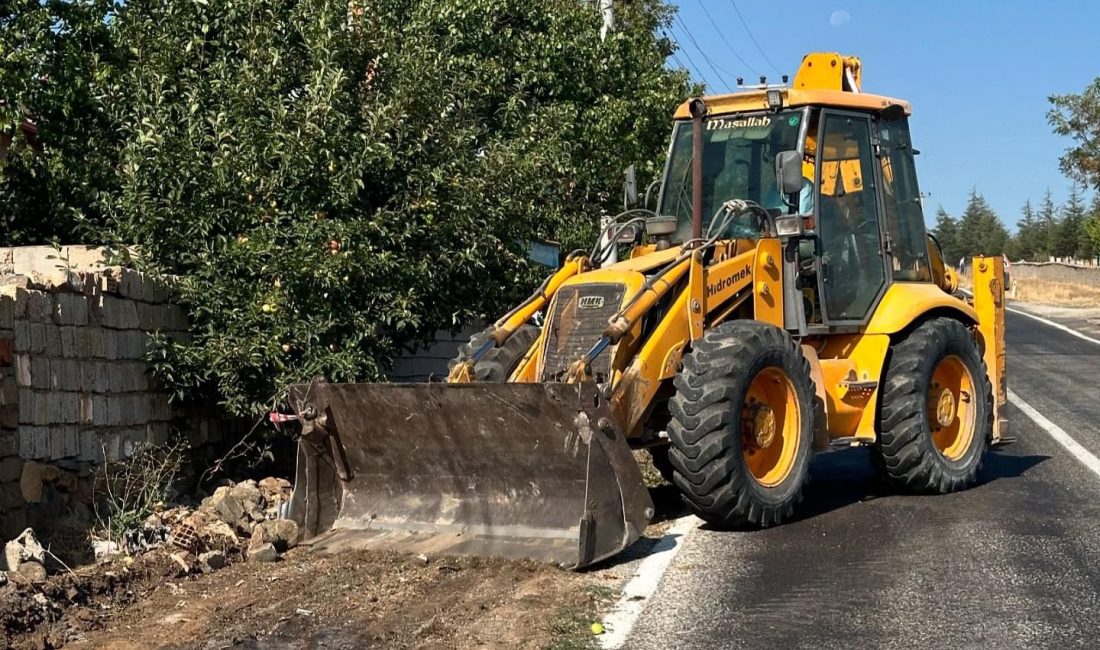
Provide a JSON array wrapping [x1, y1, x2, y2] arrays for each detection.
[[929, 384, 956, 428], [743, 403, 777, 449]]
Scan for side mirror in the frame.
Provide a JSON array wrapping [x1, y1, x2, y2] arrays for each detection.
[[623, 165, 638, 210], [775, 150, 803, 196]]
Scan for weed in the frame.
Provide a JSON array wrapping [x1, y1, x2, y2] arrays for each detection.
[[93, 442, 188, 547]]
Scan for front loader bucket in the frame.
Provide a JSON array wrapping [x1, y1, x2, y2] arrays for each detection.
[[284, 381, 653, 569]]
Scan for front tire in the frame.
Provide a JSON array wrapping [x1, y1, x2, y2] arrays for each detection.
[[873, 317, 991, 492], [667, 322, 816, 527], [449, 325, 539, 381]]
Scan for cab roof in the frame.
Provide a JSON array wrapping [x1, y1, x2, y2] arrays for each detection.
[[672, 88, 912, 120], [673, 52, 912, 120]]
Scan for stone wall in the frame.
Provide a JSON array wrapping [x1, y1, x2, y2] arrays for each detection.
[[0, 246, 190, 540], [1009, 261, 1100, 288], [387, 324, 482, 382]]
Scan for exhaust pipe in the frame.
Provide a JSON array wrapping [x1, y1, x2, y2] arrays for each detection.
[[689, 97, 707, 242]]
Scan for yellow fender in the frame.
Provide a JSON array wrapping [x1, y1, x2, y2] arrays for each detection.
[[864, 283, 977, 335]]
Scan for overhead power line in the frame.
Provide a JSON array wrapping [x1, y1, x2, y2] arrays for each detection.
[[664, 31, 712, 90], [727, 0, 782, 76], [693, 0, 760, 77], [672, 13, 736, 91]]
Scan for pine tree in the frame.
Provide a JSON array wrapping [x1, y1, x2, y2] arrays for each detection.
[[1084, 192, 1100, 262], [1038, 189, 1059, 260], [1013, 199, 1041, 261], [958, 190, 1010, 256], [931, 206, 962, 265], [1054, 185, 1087, 260]]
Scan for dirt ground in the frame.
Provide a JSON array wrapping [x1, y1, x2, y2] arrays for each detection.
[[0, 454, 682, 650], [2, 546, 618, 650]]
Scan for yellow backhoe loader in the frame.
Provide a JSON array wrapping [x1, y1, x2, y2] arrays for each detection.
[[282, 53, 1008, 569]]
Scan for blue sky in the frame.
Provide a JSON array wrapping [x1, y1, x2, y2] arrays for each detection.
[[668, 1, 1099, 229]]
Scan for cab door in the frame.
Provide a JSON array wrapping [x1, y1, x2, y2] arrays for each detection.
[[814, 111, 889, 324]]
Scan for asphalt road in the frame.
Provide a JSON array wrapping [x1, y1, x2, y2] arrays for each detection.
[[625, 309, 1100, 649]]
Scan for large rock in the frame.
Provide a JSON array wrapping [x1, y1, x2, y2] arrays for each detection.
[[4, 528, 45, 571], [15, 561, 46, 583], [198, 549, 227, 572], [249, 519, 299, 553], [200, 481, 264, 532], [247, 542, 278, 563]]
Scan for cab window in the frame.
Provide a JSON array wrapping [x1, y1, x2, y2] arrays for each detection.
[[815, 113, 886, 321], [878, 117, 931, 281]]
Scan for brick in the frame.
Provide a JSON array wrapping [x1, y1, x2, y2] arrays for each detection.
[[108, 365, 124, 393], [45, 325, 62, 357], [31, 357, 50, 390], [79, 394, 92, 425], [14, 354, 31, 387], [104, 330, 119, 360], [0, 430, 16, 456], [62, 246, 106, 271], [0, 376, 15, 406], [78, 430, 104, 463], [133, 363, 150, 392], [63, 392, 80, 424], [0, 296, 13, 329], [60, 327, 77, 357], [1, 285, 29, 320], [118, 269, 145, 300], [85, 327, 106, 358], [107, 396, 123, 426], [49, 425, 79, 459], [92, 395, 108, 426], [52, 293, 89, 326], [33, 392, 48, 426], [64, 359, 80, 391], [93, 361, 110, 393], [119, 330, 145, 359], [18, 425, 48, 459], [0, 334, 10, 367], [47, 392, 62, 423], [0, 405, 16, 429], [18, 389, 32, 424], [29, 323, 46, 354], [93, 294, 139, 330], [128, 394, 148, 424], [25, 290, 52, 322], [14, 321, 30, 352]]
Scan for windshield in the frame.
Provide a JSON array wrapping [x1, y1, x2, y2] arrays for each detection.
[[658, 109, 805, 242]]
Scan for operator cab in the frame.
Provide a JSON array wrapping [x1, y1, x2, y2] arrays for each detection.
[[654, 55, 931, 334]]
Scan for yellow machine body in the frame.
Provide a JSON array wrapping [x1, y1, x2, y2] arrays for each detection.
[[286, 53, 1008, 569]]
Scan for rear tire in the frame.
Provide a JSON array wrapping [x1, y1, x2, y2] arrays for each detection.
[[667, 321, 815, 527], [449, 325, 539, 381], [872, 318, 991, 492]]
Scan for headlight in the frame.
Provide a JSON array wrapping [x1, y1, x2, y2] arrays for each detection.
[[774, 215, 805, 237]]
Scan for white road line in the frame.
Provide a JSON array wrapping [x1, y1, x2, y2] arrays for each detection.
[[1005, 306, 1100, 346], [1008, 389, 1100, 480], [599, 515, 699, 649], [998, 304, 1100, 477]]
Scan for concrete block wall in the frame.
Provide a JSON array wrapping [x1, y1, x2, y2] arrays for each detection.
[[0, 246, 191, 539]]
